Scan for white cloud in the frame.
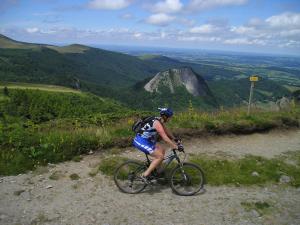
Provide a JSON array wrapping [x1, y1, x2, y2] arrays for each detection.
[[88, 0, 132, 10], [179, 36, 221, 42], [152, 0, 183, 13], [146, 13, 175, 26], [26, 27, 39, 33], [279, 29, 300, 38], [224, 38, 266, 46], [224, 38, 251, 45], [266, 12, 300, 29], [187, 0, 248, 11], [7, 10, 300, 54], [230, 26, 255, 34], [133, 32, 142, 38], [190, 24, 218, 34]]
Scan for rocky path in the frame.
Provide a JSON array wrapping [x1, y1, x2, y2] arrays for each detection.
[[0, 129, 300, 225]]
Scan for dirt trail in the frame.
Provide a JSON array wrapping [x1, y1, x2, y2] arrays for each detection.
[[0, 129, 300, 225]]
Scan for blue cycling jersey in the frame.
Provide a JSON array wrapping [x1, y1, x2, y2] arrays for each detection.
[[140, 117, 159, 141], [133, 117, 160, 154]]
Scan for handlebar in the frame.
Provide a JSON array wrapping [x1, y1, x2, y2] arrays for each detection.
[[172, 143, 184, 152]]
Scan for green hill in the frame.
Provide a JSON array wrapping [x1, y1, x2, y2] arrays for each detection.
[[0, 86, 128, 123], [0, 34, 163, 88], [0, 34, 51, 49]]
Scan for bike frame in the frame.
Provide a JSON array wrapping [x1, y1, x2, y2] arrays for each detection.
[[144, 149, 186, 176]]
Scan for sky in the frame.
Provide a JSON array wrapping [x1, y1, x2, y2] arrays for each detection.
[[1, 0, 300, 55]]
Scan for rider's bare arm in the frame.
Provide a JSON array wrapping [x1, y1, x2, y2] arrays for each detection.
[[161, 123, 175, 140], [154, 120, 177, 149]]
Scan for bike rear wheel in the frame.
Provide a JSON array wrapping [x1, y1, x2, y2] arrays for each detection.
[[114, 160, 147, 194], [170, 162, 205, 196]]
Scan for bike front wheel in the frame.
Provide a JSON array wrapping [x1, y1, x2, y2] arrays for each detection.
[[114, 160, 147, 194], [170, 162, 205, 196]]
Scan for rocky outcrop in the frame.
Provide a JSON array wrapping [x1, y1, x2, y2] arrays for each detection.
[[144, 67, 211, 97]]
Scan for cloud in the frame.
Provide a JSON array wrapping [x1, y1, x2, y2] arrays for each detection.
[[146, 13, 175, 26], [189, 24, 219, 34], [178, 36, 221, 42], [26, 27, 39, 33], [152, 0, 183, 13], [230, 25, 256, 34], [266, 12, 300, 29], [4, 11, 300, 53], [87, 0, 132, 10], [223, 38, 266, 45], [133, 32, 142, 38], [230, 12, 300, 42], [184, 11, 300, 50], [224, 38, 256, 45], [187, 0, 248, 11]]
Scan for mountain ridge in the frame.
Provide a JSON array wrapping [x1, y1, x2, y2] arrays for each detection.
[[0, 34, 163, 87]]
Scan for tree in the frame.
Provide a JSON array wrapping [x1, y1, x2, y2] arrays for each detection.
[[3, 86, 9, 96]]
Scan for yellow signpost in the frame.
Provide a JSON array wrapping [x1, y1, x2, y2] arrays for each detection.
[[250, 76, 259, 82], [247, 75, 259, 115]]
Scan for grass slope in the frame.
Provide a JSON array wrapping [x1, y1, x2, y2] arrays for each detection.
[[0, 82, 81, 93]]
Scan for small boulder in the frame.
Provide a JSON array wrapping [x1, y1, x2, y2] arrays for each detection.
[[251, 171, 259, 177], [0, 214, 8, 220], [14, 190, 25, 196], [250, 209, 260, 218], [279, 175, 291, 184]]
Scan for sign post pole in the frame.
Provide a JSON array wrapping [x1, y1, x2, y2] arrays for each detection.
[[247, 75, 258, 116]]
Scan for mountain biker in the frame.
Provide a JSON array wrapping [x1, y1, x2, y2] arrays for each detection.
[[133, 107, 180, 183]]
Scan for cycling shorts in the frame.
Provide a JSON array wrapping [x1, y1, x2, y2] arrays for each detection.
[[133, 134, 156, 155]]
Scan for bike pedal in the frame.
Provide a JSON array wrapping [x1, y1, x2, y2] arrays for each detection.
[[150, 179, 158, 184]]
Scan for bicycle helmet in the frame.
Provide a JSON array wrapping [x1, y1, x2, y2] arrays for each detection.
[[158, 107, 173, 118]]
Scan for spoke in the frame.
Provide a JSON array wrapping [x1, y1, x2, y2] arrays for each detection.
[[170, 163, 204, 196], [114, 161, 147, 194]]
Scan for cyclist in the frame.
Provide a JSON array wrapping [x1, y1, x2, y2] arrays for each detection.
[[133, 107, 179, 183]]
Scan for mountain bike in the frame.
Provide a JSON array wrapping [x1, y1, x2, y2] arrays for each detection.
[[114, 142, 205, 196]]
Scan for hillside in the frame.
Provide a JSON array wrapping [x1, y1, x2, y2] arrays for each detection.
[[0, 87, 128, 123], [0, 34, 163, 88], [208, 78, 291, 107], [0, 34, 51, 49]]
